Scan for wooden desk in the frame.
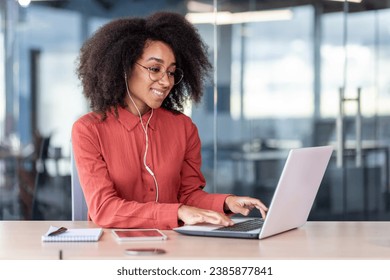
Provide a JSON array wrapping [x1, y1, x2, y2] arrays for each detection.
[[0, 221, 389, 260]]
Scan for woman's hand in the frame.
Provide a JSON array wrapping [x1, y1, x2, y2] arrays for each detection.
[[178, 205, 234, 226], [224, 196, 268, 219]]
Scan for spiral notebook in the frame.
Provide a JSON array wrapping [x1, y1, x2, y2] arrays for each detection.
[[41, 226, 103, 242]]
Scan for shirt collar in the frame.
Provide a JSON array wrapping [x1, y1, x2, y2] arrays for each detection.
[[114, 106, 157, 132]]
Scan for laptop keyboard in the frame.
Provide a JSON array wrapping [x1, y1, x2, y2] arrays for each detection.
[[214, 219, 264, 232]]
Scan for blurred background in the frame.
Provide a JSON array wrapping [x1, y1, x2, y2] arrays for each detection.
[[0, 0, 389, 221]]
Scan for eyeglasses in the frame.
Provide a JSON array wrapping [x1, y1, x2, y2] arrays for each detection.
[[135, 62, 184, 85]]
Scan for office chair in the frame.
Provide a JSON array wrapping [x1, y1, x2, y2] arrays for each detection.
[[70, 144, 88, 221], [31, 136, 51, 220]]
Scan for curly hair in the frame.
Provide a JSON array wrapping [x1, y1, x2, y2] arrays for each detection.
[[76, 12, 212, 119]]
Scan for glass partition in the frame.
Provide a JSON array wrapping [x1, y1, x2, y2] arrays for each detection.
[[319, 4, 390, 220], [192, 4, 316, 208], [0, 5, 4, 141], [192, 0, 390, 220]]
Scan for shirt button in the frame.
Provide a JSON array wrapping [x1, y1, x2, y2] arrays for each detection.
[[150, 188, 154, 191]]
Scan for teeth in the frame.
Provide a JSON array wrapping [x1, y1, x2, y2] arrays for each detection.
[[152, 89, 164, 96]]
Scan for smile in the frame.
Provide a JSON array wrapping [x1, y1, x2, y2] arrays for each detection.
[[152, 89, 165, 97]]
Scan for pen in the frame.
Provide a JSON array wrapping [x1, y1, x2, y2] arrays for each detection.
[[48, 227, 68, 236], [59, 250, 63, 260]]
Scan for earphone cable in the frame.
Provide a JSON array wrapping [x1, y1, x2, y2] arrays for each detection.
[[125, 73, 159, 202]]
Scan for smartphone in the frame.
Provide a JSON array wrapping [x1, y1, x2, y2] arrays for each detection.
[[124, 248, 166, 256], [112, 229, 168, 242]]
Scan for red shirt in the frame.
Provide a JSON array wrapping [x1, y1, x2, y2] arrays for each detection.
[[71, 106, 229, 229]]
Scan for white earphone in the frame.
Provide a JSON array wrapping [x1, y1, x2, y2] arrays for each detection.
[[124, 71, 159, 202]]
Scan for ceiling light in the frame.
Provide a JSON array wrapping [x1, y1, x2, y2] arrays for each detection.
[[17, 0, 64, 7], [186, 10, 293, 25], [187, 0, 213, 12], [18, 0, 31, 7], [328, 0, 362, 3]]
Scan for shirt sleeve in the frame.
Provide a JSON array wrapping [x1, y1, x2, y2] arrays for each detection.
[[177, 122, 230, 212], [71, 116, 181, 229]]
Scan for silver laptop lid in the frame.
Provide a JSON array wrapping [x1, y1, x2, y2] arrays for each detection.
[[259, 145, 333, 239]]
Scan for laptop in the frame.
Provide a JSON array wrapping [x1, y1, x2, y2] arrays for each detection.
[[174, 145, 333, 239]]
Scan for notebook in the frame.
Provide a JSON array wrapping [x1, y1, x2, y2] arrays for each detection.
[[174, 145, 333, 239], [41, 226, 103, 242]]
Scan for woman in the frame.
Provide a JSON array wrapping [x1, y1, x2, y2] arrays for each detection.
[[72, 11, 267, 229]]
